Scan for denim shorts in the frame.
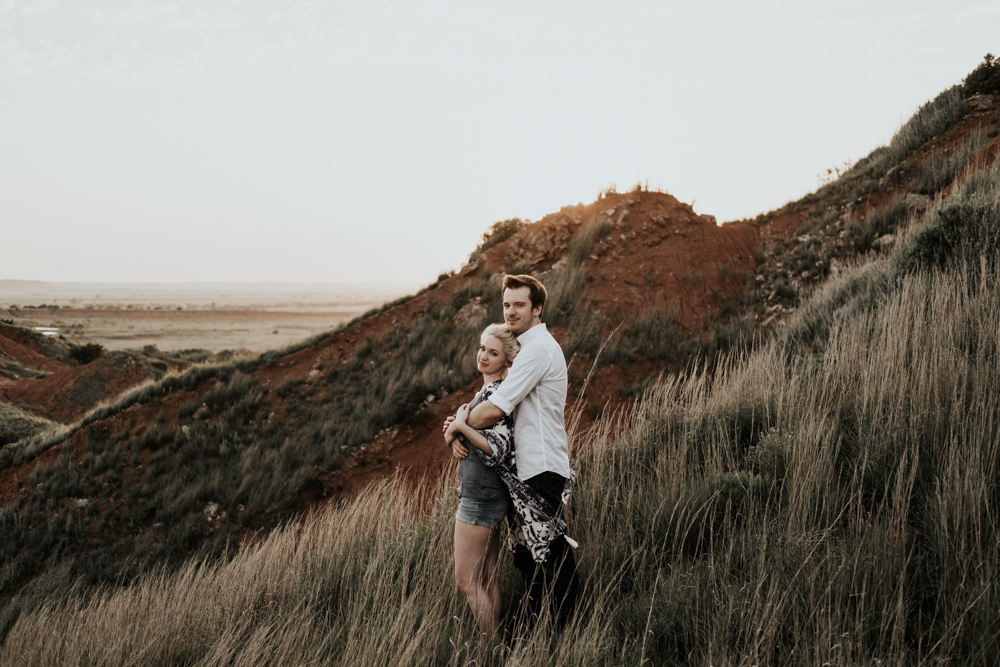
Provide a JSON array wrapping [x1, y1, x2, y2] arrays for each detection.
[[455, 496, 510, 529]]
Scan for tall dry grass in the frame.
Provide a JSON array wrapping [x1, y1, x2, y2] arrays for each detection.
[[5, 250, 1000, 664]]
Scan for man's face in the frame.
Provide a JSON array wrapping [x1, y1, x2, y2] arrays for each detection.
[[503, 286, 542, 335]]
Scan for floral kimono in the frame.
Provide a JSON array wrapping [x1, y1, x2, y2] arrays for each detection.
[[470, 380, 578, 564]]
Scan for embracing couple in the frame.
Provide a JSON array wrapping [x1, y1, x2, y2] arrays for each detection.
[[443, 273, 579, 638]]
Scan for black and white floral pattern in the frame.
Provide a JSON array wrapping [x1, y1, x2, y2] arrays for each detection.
[[471, 381, 577, 564]]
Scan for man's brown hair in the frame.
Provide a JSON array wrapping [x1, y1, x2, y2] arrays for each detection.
[[502, 274, 548, 313]]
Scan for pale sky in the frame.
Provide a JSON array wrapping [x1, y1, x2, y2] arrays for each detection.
[[2, 0, 997, 285]]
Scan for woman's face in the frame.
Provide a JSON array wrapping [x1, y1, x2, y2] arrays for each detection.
[[477, 334, 508, 376]]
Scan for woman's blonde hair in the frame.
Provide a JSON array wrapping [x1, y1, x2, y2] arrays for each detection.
[[481, 323, 520, 379]]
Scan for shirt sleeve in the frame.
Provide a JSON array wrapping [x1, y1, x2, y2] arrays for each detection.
[[489, 341, 549, 415]]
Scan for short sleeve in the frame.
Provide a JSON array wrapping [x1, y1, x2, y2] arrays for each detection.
[[489, 341, 549, 415]]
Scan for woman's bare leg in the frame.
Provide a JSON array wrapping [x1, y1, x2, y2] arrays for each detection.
[[454, 520, 503, 637]]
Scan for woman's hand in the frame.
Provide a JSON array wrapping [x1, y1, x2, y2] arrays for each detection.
[[444, 410, 463, 440], [446, 405, 472, 459], [442, 414, 456, 435], [442, 414, 457, 445]]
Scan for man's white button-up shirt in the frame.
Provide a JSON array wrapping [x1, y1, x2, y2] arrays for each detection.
[[488, 323, 572, 481]]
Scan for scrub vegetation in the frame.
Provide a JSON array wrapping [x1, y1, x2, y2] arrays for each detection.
[[469, 218, 529, 264], [3, 59, 1000, 663], [0, 404, 57, 447], [964, 52, 1000, 96], [5, 173, 1000, 661], [0, 291, 502, 626]]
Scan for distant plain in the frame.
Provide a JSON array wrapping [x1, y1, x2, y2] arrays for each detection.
[[0, 281, 418, 353]]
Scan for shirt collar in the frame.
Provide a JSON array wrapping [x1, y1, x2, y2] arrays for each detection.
[[516, 323, 546, 343]]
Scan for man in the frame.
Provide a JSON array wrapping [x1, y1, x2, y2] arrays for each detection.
[[445, 273, 579, 624]]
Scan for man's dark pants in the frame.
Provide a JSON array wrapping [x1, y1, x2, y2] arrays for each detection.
[[512, 471, 579, 625]]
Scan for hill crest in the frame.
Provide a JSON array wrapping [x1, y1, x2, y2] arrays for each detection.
[[1, 78, 999, 612]]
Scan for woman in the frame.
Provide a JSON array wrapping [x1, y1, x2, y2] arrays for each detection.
[[445, 323, 519, 638]]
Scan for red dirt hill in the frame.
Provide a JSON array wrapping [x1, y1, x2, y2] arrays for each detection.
[[2, 91, 999, 566]]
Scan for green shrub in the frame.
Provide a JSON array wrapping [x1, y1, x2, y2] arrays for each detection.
[[467, 218, 527, 264], [68, 343, 104, 366], [795, 206, 841, 238], [631, 308, 681, 362], [895, 202, 981, 272], [786, 239, 820, 276], [894, 162, 1000, 276], [0, 354, 48, 381], [845, 196, 909, 253], [774, 281, 797, 302], [964, 53, 1000, 96]]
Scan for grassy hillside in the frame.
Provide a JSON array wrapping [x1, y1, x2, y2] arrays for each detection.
[[2, 57, 1000, 661], [0, 189, 762, 624], [4, 155, 1000, 664]]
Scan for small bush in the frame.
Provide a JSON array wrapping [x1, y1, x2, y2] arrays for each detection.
[[203, 373, 257, 414], [68, 343, 104, 366], [896, 162, 1000, 277], [796, 206, 841, 238], [774, 281, 797, 302], [894, 202, 978, 272], [467, 218, 527, 264], [846, 196, 909, 253], [964, 53, 1000, 96], [631, 308, 681, 362]]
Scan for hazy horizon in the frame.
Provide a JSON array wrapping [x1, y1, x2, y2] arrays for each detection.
[[0, 279, 423, 289], [3, 0, 997, 285]]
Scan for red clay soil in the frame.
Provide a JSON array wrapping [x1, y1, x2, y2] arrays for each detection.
[[0, 332, 66, 374], [321, 377, 481, 499], [0, 323, 69, 359], [256, 191, 759, 389], [570, 197, 759, 332], [5, 106, 1000, 527], [315, 105, 1000, 503], [0, 190, 762, 519], [303, 190, 761, 499], [0, 354, 162, 422], [5, 99, 1000, 611], [317, 338, 660, 500]]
